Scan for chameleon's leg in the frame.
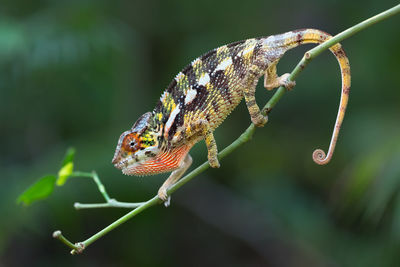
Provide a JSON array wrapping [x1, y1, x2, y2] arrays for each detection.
[[158, 154, 193, 206], [243, 66, 268, 127], [264, 61, 296, 91], [190, 120, 220, 168], [204, 128, 220, 168]]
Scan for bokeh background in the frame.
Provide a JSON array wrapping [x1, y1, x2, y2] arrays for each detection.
[[1, 0, 400, 266]]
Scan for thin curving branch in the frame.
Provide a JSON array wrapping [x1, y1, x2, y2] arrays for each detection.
[[53, 3, 400, 254], [70, 171, 146, 209]]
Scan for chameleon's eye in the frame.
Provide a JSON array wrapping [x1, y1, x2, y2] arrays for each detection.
[[123, 133, 140, 152]]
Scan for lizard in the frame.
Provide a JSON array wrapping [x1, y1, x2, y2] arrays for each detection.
[[111, 28, 351, 205]]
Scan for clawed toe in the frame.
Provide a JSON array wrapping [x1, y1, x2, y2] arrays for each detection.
[[163, 196, 171, 207]]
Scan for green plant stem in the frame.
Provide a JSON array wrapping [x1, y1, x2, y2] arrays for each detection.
[[52, 231, 80, 251], [71, 171, 146, 209], [53, 3, 400, 254], [71, 171, 111, 202], [74, 199, 146, 209], [307, 3, 400, 59]]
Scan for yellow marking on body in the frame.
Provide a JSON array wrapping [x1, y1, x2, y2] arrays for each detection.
[[242, 42, 256, 63], [206, 82, 214, 91], [192, 59, 205, 82], [162, 97, 177, 113], [206, 105, 216, 118], [216, 45, 229, 58], [180, 76, 189, 87], [157, 113, 163, 121], [176, 72, 185, 81], [169, 101, 176, 112], [191, 58, 203, 76], [183, 113, 193, 134], [175, 72, 189, 88], [204, 92, 224, 118]]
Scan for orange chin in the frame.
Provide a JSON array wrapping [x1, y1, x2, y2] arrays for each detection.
[[123, 145, 191, 176]]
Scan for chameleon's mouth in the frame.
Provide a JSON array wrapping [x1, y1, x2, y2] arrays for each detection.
[[113, 158, 130, 170], [113, 162, 123, 170], [111, 154, 128, 170], [112, 157, 122, 169], [111, 148, 131, 170], [112, 153, 138, 173]]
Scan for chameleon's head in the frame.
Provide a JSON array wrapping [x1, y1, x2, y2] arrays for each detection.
[[112, 112, 161, 175]]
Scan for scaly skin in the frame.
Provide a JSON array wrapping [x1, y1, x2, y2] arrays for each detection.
[[112, 29, 351, 205]]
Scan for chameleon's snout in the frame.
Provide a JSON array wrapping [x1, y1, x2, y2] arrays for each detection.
[[111, 154, 119, 166], [111, 149, 124, 168], [112, 148, 133, 170]]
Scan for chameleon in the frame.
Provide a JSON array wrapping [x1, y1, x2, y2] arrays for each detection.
[[112, 29, 351, 205]]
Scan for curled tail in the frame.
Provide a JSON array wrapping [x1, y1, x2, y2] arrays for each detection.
[[281, 29, 351, 165]]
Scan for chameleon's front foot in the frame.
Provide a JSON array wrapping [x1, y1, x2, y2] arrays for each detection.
[[157, 154, 193, 207], [157, 187, 171, 207]]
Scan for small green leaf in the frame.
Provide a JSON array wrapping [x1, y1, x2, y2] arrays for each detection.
[[57, 162, 74, 186], [61, 147, 75, 167], [17, 175, 56, 206]]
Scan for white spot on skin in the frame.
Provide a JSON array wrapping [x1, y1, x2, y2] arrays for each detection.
[[215, 57, 232, 72], [165, 106, 181, 134], [198, 73, 210, 86], [184, 88, 197, 104]]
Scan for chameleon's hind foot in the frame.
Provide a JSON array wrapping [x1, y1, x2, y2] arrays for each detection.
[[158, 186, 169, 201], [158, 186, 172, 207], [251, 114, 268, 127], [264, 60, 295, 91], [264, 72, 296, 91], [278, 73, 296, 91], [208, 155, 220, 168]]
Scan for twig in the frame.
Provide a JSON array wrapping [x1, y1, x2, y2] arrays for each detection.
[[74, 199, 145, 209], [71, 171, 111, 202], [70, 171, 147, 209], [53, 3, 400, 254]]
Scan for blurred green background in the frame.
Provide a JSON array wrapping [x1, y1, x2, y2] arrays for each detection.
[[1, 0, 400, 266]]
